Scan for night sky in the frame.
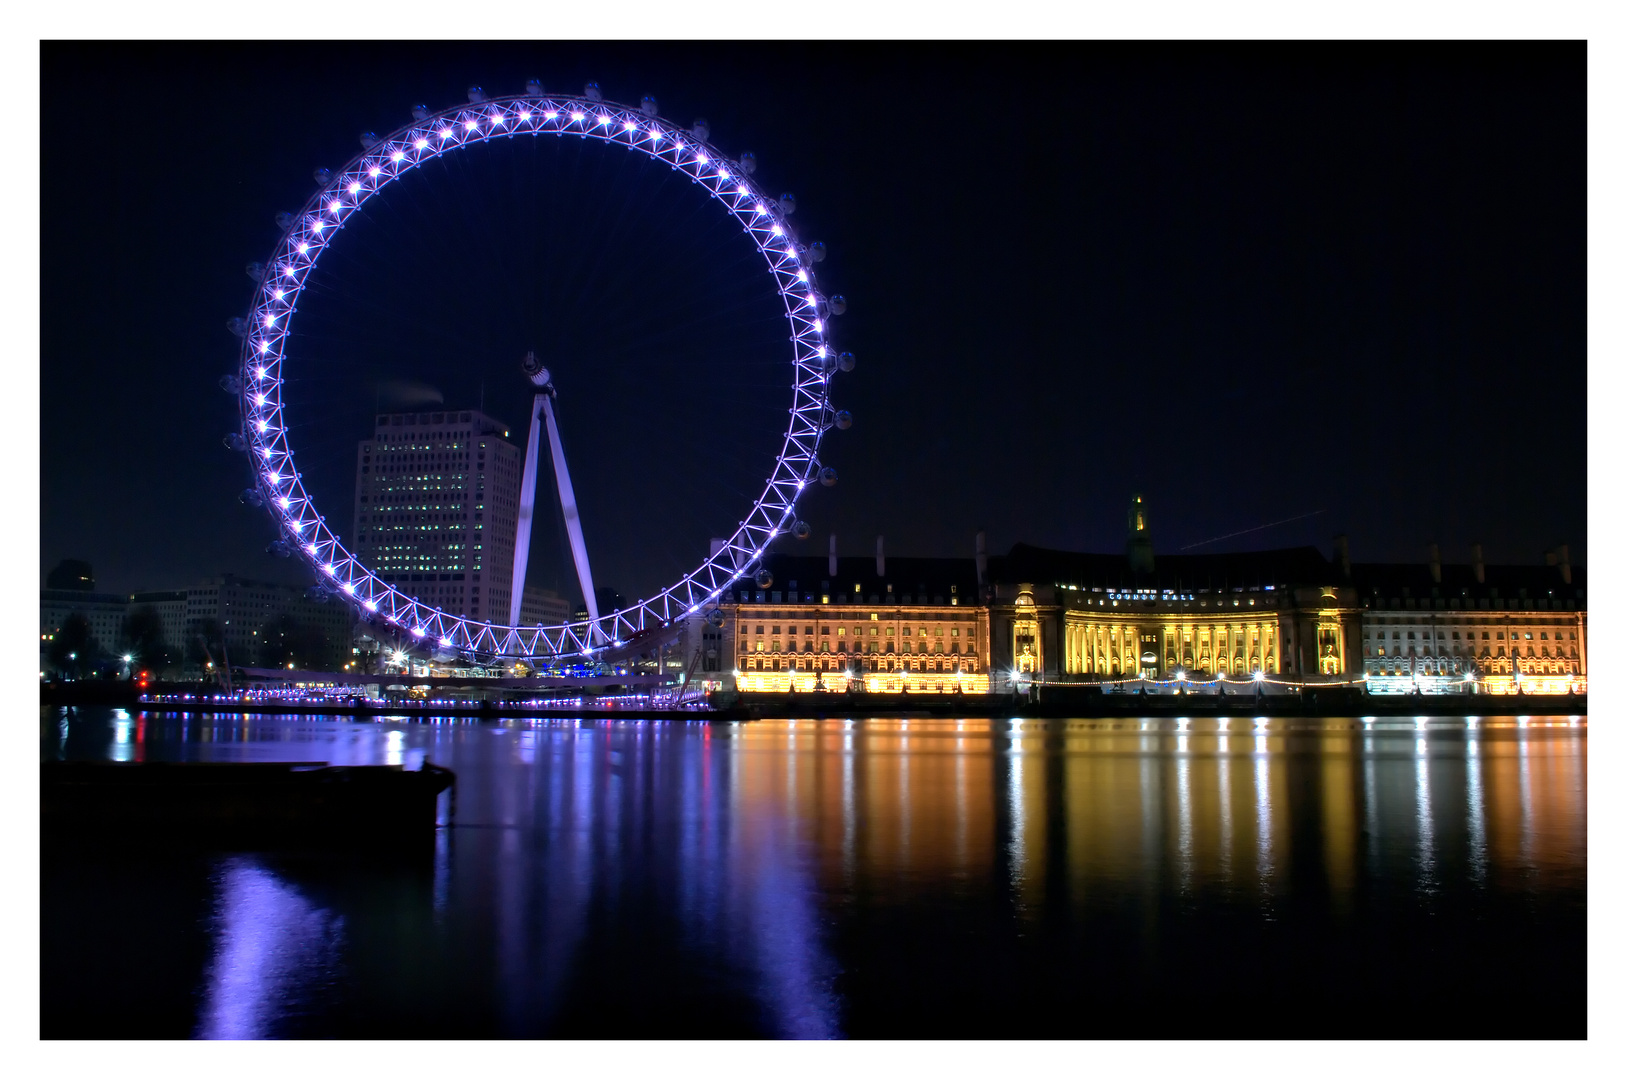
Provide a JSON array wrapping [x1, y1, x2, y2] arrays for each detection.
[[39, 41, 1585, 603]]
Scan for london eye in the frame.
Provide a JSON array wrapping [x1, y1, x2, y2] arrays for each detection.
[[224, 82, 853, 663]]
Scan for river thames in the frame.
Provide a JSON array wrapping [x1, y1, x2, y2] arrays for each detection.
[[40, 707, 1585, 1039]]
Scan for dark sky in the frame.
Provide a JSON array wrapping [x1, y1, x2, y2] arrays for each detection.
[[40, 41, 1585, 601]]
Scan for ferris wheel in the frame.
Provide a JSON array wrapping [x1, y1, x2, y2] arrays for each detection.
[[223, 81, 854, 662]]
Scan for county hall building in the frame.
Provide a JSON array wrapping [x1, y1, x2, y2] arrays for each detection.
[[704, 496, 1584, 697]]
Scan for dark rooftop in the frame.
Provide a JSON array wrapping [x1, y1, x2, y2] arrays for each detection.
[[991, 543, 1339, 592], [1350, 562, 1584, 604], [736, 554, 979, 604]]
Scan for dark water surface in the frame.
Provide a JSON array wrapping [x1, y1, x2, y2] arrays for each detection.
[[40, 707, 1586, 1039]]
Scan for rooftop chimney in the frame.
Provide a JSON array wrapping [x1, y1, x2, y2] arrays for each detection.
[[976, 530, 987, 586], [1333, 534, 1350, 578], [829, 533, 837, 577], [1558, 543, 1571, 586], [1429, 542, 1441, 584], [1471, 542, 1485, 584], [876, 535, 885, 578]]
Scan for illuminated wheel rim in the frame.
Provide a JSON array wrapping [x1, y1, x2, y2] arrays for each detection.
[[236, 93, 837, 660]]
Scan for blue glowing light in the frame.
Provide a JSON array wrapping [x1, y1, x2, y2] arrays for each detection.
[[238, 90, 838, 662]]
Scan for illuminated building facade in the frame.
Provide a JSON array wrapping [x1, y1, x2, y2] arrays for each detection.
[[986, 546, 1364, 690], [1352, 545, 1586, 694], [352, 409, 522, 625], [976, 497, 1362, 689], [696, 497, 1587, 699], [716, 549, 992, 694]]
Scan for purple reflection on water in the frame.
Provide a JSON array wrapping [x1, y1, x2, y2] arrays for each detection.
[[196, 857, 343, 1040], [733, 834, 839, 1038], [722, 734, 839, 1039]]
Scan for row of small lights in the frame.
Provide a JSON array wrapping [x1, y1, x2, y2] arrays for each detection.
[[238, 92, 842, 660]]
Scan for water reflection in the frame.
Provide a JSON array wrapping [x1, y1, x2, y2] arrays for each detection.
[[42, 709, 1588, 1039], [197, 857, 344, 1040]]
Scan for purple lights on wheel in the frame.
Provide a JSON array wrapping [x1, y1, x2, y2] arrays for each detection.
[[235, 89, 846, 660]]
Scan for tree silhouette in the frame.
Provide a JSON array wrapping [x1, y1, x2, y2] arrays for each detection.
[[120, 605, 178, 675], [255, 613, 339, 670], [186, 618, 226, 680], [47, 613, 101, 679]]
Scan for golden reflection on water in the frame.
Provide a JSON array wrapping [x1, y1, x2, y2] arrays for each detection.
[[731, 717, 1587, 911]]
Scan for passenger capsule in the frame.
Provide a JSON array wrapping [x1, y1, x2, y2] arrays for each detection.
[[239, 488, 265, 507], [467, 86, 487, 103], [809, 241, 827, 262], [525, 78, 544, 96], [828, 295, 847, 315], [584, 82, 603, 101], [225, 319, 247, 340], [305, 586, 330, 603], [755, 569, 774, 589], [223, 432, 248, 452], [412, 103, 431, 120], [739, 151, 757, 175], [834, 410, 853, 430], [706, 609, 725, 628], [275, 211, 295, 232], [691, 118, 710, 141], [837, 351, 855, 372], [266, 540, 292, 558], [792, 520, 812, 540], [312, 167, 332, 185], [819, 467, 838, 487], [359, 131, 380, 150], [244, 262, 265, 281], [641, 95, 659, 118], [779, 193, 796, 216]]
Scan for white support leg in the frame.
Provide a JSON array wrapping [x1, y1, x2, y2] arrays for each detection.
[[508, 393, 546, 628], [541, 393, 601, 636]]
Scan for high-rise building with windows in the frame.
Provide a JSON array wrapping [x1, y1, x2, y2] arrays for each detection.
[[352, 409, 523, 624]]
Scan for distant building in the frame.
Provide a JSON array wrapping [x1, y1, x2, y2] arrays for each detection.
[[125, 589, 189, 668], [351, 409, 523, 625], [46, 559, 96, 592], [40, 588, 127, 660], [183, 574, 354, 671], [1352, 543, 1586, 694], [128, 590, 188, 639], [521, 586, 572, 627]]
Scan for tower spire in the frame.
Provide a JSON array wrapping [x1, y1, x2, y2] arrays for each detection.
[[1126, 493, 1155, 574]]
